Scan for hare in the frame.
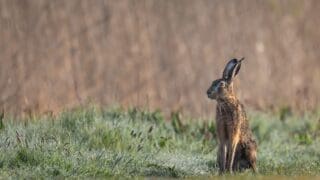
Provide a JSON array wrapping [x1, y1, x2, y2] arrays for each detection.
[[206, 58, 257, 173]]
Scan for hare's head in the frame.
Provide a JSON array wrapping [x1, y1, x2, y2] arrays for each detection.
[[207, 58, 244, 100]]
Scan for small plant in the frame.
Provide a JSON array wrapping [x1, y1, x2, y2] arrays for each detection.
[[0, 111, 4, 130], [279, 106, 293, 122], [294, 133, 312, 145], [171, 111, 188, 134]]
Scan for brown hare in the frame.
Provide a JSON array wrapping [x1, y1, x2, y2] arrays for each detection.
[[206, 58, 257, 173]]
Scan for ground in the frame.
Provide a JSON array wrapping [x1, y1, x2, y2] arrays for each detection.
[[0, 106, 319, 178]]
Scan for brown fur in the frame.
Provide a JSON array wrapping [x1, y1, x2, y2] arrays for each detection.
[[207, 59, 257, 173]]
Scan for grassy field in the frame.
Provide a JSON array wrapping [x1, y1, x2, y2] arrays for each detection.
[[0, 107, 319, 178]]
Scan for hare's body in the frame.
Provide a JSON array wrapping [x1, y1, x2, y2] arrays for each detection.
[[207, 58, 257, 173], [216, 98, 257, 172]]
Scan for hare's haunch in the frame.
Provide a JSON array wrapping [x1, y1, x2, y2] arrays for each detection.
[[207, 58, 257, 173]]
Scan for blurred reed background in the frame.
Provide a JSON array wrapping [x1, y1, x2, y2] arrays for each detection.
[[0, 0, 319, 117]]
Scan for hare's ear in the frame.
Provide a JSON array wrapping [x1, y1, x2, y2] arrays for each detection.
[[222, 57, 244, 83]]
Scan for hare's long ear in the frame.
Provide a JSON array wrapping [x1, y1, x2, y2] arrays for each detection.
[[222, 57, 244, 83]]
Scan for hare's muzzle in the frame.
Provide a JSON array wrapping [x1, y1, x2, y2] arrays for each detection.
[[207, 89, 214, 99]]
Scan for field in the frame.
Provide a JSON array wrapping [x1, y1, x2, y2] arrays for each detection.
[[1, 1, 320, 116], [1, 1, 320, 179], [0, 107, 319, 178]]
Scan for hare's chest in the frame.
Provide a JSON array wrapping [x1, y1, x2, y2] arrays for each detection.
[[216, 105, 241, 125]]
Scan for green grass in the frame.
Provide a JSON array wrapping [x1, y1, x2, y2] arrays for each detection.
[[0, 106, 319, 178]]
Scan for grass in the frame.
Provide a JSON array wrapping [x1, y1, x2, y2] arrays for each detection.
[[0, 106, 319, 178]]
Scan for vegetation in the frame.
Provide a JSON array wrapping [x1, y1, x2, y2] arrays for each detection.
[[1, 1, 320, 116], [0, 107, 319, 178]]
